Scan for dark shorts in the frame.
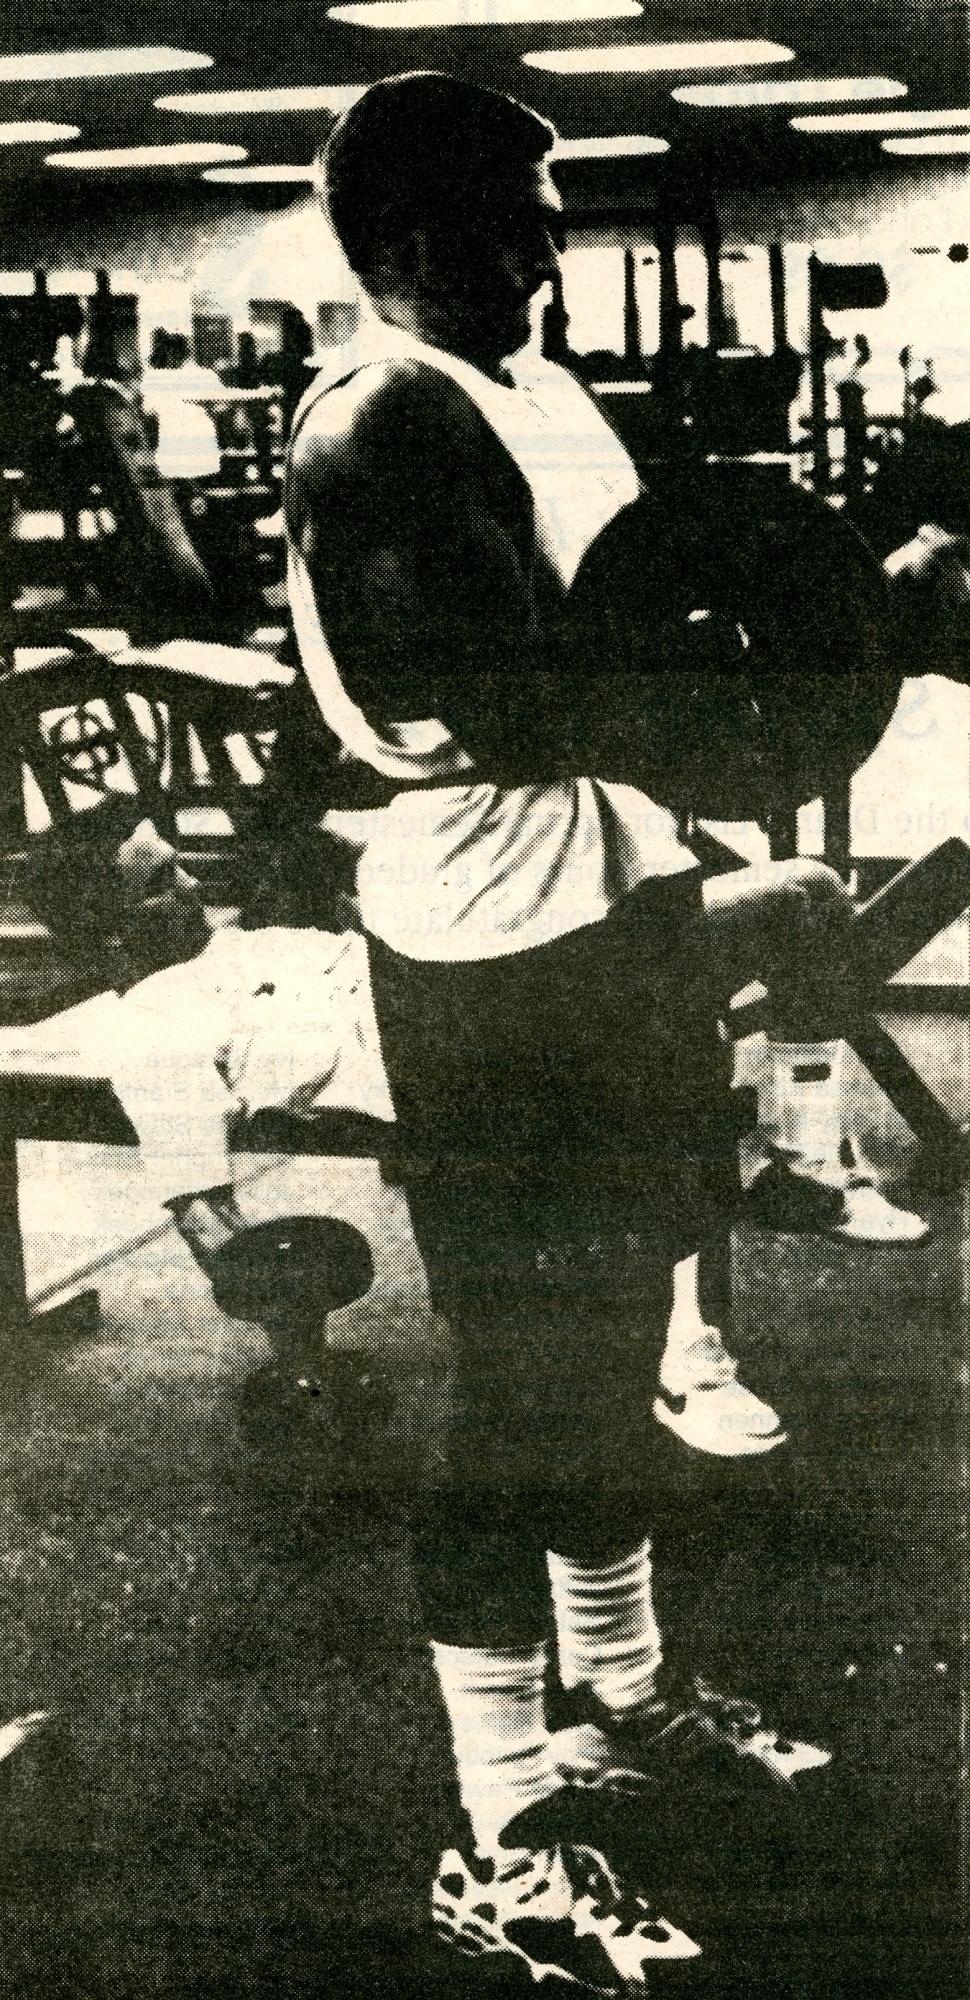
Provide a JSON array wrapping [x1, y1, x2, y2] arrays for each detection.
[[368, 872, 738, 1318]]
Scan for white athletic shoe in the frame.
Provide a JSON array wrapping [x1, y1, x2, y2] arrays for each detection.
[[433, 1837, 701, 1991], [835, 1179, 930, 1243], [745, 1158, 930, 1244], [654, 1327, 786, 1457]]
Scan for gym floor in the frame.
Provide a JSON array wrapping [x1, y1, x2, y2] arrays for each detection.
[[0, 1018, 964, 2000]]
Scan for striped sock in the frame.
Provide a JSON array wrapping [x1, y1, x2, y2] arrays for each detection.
[[547, 1538, 662, 1719], [431, 1640, 563, 1858]]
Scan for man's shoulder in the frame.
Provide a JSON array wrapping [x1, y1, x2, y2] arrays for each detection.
[[290, 355, 484, 483]]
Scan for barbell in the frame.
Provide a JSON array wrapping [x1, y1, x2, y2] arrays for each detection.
[[561, 469, 904, 823]]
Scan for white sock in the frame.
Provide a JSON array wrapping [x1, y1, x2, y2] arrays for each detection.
[[669, 1252, 711, 1338], [659, 1252, 735, 1391], [547, 1538, 662, 1720], [762, 1040, 845, 1183], [431, 1640, 562, 1859]]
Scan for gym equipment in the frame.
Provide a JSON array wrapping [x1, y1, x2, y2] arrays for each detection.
[[0, 645, 388, 1487], [63, 381, 225, 638], [684, 212, 803, 459], [734, 837, 970, 1041], [206, 1214, 374, 1337], [562, 472, 901, 824], [729, 838, 970, 1175], [0, 269, 282, 653], [807, 258, 887, 495], [576, 185, 801, 464], [861, 414, 970, 558], [203, 1214, 394, 1484], [0, 643, 293, 1019]]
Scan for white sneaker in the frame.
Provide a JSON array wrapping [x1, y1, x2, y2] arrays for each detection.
[[654, 1328, 786, 1457], [746, 1158, 930, 1243], [433, 1837, 701, 1991], [836, 1180, 930, 1243]]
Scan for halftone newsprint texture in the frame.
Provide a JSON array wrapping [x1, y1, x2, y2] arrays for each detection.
[[0, 6, 968, 1997]]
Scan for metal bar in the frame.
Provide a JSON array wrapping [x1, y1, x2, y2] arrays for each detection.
[[823, 779, 852, 880], [622, 247, 644, 376], [768, 241, 787, 356], [655, 212, 684, 388], [698, 197, 728, 353], [807, 254, 832, 493], [0, 1083, 29, 1345], [849, 1013, 968, 1163], [850, 839, 970, 990], [879, 985, 970, 1014]]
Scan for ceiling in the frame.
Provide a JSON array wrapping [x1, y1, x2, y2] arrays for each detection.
[[1, 2, 969, 204]]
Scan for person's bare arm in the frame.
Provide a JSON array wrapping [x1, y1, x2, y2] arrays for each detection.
[[286, 359, 572, 784]]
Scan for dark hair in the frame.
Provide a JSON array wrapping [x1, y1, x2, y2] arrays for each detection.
[[320, 71, 555, 282]]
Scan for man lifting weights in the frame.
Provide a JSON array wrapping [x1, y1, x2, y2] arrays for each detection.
[[282, 71, 854, 1986]]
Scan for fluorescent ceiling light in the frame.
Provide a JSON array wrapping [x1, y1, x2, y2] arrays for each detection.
[[329, 0, 640, 22], [675, 77, 906, 108], [0, 48, 212, 83], [552, 133, 668, 157], [202, 163, 318, 182], [792, 107, 968, 134], [0, 122, 81, 144], [882, 132, 970, 154], [524, 40, 794, 74], [157, 85, 366, 115], [46, 142, 248, 169], [794, 107, 970, 134]]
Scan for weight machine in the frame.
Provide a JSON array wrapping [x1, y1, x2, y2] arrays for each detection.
[[0, 269, 286, 656]]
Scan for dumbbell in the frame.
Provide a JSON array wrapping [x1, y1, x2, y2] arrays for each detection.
[[203, 1215, 395, 1477], [206, 1213, 374, 1336]]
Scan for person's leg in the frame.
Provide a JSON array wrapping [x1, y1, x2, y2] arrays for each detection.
[[592, 880, 784, 1456], [745, 1035, 929, 1241], [545, 1256, 832, 1799], [654, 1244, 786, 1456], [656, 858, 924, 1452], [410, 1178, 701, 1984], [520, 894, 831, 1794], [700, 857, 853, 1000], [372, 938, 701, 1982], [543, 1228, 671, 1763], [702, 859, 928, 1240], [409, 1170, 672, 1848], [390, 1086, 569, 1862]]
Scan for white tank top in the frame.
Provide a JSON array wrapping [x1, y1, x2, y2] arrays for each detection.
[[288, 314, 696, 961]]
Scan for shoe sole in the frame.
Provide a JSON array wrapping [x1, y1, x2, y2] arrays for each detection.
[[653, 1396, 788, 1457], [433, 1844, 701, 1991], [831, 1224, 931, 1244], [432, 1905, 607, 1990], [747, 1214, 931, 1245]]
